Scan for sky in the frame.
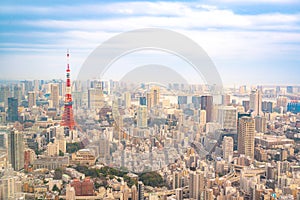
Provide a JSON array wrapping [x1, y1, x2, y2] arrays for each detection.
[[0, 0, 300, 86]]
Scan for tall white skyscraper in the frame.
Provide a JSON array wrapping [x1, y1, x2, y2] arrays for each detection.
[[250, 89, 262, 116], [199, 110, 206, 126], [222, 136, 234, 162], [124, 92, 131, 108]]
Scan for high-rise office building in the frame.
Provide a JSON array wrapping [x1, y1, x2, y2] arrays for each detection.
[[7, 97, 18, 122], [8, 129, 24, 171], [222, 94, 231, 106], [178, 96, 188, 105], [192, 96, 201, 109], [131, 185, 138, 200], [0, 131, 6, 149], [199, 110, 206, 126], [238, 116, 255, 159], [150, 86, 160, 107], [138, 181, 144, 200], [50, 84, 60, 109], [189, 170, 205, 200], [286, 86, 293, 94], [0, 85, 10, 108], [139, 97, 147, 106], [124, 92, 131, 108], [173, 171, 182, 189], [239, 85, 247, 94], [13, 85, 22, 106], [28, 91, 36, 108], [88, 88, 103, 110], [137, 106, 147, 128], [46, 142, 59, 156], [262, 101, 273, 113], [201, 96, 213, 122], [242, 100, 250, 113], [0, 166, 22, 199], [33, 80, 39, 92], [217, 106, 237, 130], [254, 116, 267, 133], [250, 89, 262, 116], [175, 188, 183, 200], [222, 136, 233, 162], [146, 93, 152, 110], [99, 134, 109, 160], [204, 189, 214, 200]]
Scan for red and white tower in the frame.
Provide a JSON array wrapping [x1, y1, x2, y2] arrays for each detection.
[[61, 50, 76, 130]]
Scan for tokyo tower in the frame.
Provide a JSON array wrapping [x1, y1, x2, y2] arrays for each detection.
[[61, 50, 76, 130]]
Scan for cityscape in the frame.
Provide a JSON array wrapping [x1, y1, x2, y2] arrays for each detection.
[[1, 0, 300, 200]]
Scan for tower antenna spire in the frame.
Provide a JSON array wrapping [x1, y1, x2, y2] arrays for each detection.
[[61, 49, 76, 130], [67, 49, 70, 70]]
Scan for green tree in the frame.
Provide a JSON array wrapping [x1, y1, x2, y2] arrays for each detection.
[[139, 172, 165, 187], [59, 150, 64, 156], [52, 184, 60, 192], [66, 142, 81, 153]]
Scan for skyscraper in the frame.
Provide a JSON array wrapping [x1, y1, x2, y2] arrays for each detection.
[[0, 85, 10, 108], [138, 181, 144, 200], [0, 131, 6, 149], [8, 129, 24, 171], [199, 110, 206, 126], [189, 170, 205, 200], [262, 101, 273, 113], [222, 136, 234, 162], [88, 88, 103, 109], [150, 86, 160, 107], [28, 91, 36, 108], [175, 188, 183, 200], [137, 105, 147, 128], [13, 85, 22, 106], [201, 96, 213, 122], [217, 106, 237, 130], [238, 116, 255, 159], [33, 80, 39, 93], [50, 83, 60, 109], [173, 171, 182, 189], [7, 97, 18, 122], [131, 185, 138, 200], [139, 97, 147, 106], [222, 94, 231, 106], [151, 86, 160, 106], [146, 93, 151, 110], [124, 92, 131, 108], [254, 116, 267, 133], [249, 89, 262, 116], [242, 100, 250, 113]]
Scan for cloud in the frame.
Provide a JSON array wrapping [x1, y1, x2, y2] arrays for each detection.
[[209, 0, 298, 3], [0, 1, 300, 84]]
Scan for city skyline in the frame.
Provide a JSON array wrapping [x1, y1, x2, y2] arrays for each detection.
[[1, 0, 300, 85]]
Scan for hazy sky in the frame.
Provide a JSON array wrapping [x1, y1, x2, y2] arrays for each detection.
[[0, 0, 300, 86]]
